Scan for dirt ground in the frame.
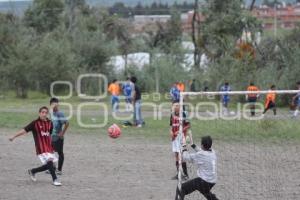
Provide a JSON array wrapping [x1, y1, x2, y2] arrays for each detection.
[[1, 128, 300, 200]]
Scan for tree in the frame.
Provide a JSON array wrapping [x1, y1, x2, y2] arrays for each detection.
[[65, 0, 88, 33], [24, 0, 64, 33]]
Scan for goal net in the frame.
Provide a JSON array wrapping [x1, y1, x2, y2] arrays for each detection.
[[176, 89, 300, 200]]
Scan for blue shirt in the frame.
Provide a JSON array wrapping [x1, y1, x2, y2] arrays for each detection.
[[220, 85, 231, 101], [122, 82, 132, 97], [170, 86, 180, 102], [50, 111, 67, 141]]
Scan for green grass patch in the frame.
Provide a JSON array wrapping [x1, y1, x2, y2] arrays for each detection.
[[1, 110, 300, 143]]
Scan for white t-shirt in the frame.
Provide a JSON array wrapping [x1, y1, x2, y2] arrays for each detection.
[[183, 148, 217, 183]]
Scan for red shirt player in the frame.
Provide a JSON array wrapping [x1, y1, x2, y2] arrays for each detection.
[[170, 103, 190, 180], [9, 106, 62, 186]]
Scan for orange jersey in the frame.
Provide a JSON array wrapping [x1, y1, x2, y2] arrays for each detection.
[[177, 83, 185, 92], [247, 85, 259, 98], [108, 83, 120, 96], [265, 91, 276, 108]]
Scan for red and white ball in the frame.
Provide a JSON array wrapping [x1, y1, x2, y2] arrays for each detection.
[[107, 124, 121, 139]]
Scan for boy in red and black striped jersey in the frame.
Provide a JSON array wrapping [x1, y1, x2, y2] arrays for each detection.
[[170, 103, 190, 180], [9, 106, 62, 186]]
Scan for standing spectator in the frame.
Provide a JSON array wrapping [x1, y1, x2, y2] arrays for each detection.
[[122, 77, 134, 112], [220, 82, 231, 115], [246, 82, 260, 116], [108, 79, 120, 113], [131, 76, 144, 127], [177, 81, 185, 92], [292, 81, 300, 117], [170, 82, 180, 104], [190, 79, 196, 92]]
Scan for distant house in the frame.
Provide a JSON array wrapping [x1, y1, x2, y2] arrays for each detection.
[[132, 12, 205, 33], [252, 4, 300, 30]]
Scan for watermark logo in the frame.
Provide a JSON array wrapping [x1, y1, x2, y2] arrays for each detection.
[[51, 73, 267, 128]]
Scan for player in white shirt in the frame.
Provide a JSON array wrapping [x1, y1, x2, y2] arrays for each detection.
[[175, 136, 219, 200], [292, 81, 300, 117]]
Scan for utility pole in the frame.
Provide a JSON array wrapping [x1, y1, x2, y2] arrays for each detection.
[[65, 0, 76, 33], [274, 4, 277, 38]]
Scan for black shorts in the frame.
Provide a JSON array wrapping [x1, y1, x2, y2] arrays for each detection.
[[52, 138, 64, 153], [266, 101, 276, 109], [248, 97, 257, 103]]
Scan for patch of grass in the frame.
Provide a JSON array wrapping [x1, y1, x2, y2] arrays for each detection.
[[1, 109, 300, 144]]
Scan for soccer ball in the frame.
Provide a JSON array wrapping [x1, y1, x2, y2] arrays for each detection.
[[108, 124, 121, 139]]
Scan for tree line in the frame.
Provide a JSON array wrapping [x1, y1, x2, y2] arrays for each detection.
[[0, 0, 299, 104]]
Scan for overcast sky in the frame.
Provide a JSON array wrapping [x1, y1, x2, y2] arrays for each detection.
[[0, 0, 31, 2]]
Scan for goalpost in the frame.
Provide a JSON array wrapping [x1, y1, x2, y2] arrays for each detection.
[[176, 89, 300, 200]]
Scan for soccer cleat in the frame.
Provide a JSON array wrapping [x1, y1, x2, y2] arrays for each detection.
[[53, 179, 62, 186], [28, 170, 37, 182], [137, 124, 142, 128]]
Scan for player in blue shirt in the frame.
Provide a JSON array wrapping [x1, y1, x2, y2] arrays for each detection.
[[170, 82, 180, 104], [220, 82, 231, 115]]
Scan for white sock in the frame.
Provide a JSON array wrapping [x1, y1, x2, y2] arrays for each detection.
[[294, 109, 299, 117]]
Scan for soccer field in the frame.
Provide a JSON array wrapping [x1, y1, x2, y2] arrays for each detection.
[[1, 99, 300, 200]]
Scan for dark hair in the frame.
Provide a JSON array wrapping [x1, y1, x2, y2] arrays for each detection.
[[201, 136, 213, 150], [50, 97, 59, 105], [225, 82, 229, 86], [270, 85, 276, 89], [112, 79, 117, 83], [39, 106, 49, 113], [131, 76, 137, 83], [250, 82, 254, 86], [297, 81, 300, 85]]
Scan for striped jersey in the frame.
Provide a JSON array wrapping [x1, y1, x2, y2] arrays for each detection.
[[24, 118, 54, 155], [170, 112, 189, 140]]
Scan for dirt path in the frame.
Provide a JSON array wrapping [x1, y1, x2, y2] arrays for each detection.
[[0, 129, 299, 200]]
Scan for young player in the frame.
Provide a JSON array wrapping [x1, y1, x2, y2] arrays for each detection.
[[9, 106, 61, 186], [292, 81, 300, 117], [170, 103, 190, 180], [175, 136, 219, 200], [108, 79, 121, 113], [246, 82, 260, 116], [177, 81, 185, 92], [122, 77, 134, 112], [131, 76, 144, 127], [170, 82, 180, 103], [50, 97, 69, 175], [220, 82, 231, 115], [263, 85, 276, 116]]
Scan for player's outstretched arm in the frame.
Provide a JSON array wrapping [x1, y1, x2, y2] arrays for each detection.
[[182, 145, 197, 163], [191, 144, 201, 152], [9, 129, 27, 142]]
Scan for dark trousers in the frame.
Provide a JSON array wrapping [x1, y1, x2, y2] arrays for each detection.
[[52, 139, 64, 171], [175, 177, 219, 200], [263, 101, 276, 115], [31, 161, 57, 181], [248, 97, 257, 116]]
